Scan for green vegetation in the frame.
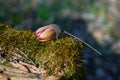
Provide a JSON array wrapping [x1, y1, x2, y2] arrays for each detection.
[[0, 0, 108, 25], [0, 24, 86, 80]]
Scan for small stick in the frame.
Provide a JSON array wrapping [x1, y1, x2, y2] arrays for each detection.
[[62, 30, 109, 63]]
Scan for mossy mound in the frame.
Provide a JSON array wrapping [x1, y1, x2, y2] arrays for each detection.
[[0, 23, 86, 80]]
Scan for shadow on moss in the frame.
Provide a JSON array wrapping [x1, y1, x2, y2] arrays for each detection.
[[0, 23, 87, 80]]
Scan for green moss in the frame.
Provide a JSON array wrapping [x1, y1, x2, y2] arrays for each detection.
[[0, 23, 86, 80]]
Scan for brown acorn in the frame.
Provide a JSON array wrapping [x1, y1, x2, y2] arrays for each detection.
[[35, 24, 109, 62], [34, 24, 61, 42]]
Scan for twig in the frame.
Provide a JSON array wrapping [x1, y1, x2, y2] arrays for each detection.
[[15, 48, 35, 65], [63, 30, 109, 63]]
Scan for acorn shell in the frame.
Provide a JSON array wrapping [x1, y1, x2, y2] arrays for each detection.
[[35, 25, 56, 42]]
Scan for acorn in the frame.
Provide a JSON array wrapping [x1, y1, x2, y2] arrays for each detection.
[[34, 24, 61, 42], [35, 24, 109, 62]]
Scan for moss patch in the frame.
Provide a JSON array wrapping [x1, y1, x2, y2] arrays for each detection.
[[0, 23, 86, 80]]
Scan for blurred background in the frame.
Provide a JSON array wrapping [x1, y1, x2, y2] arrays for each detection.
[[0, 0, 120, 80]]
